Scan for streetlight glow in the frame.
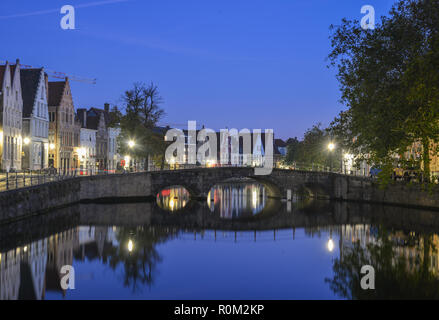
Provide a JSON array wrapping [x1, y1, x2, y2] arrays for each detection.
[[23, 137, 30, 145], [128, 140, 135, 148], [328, 143, 335, 151], [49, 143, 55, 150]]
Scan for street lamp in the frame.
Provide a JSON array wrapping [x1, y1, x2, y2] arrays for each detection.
[[327, 143, 335, 172], [49, 143, 55, 150], [23, 137, 30, 145], [128, 140, 135, 148], [327, 143, 335, 151]]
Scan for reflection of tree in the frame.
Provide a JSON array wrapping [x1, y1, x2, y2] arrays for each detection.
[[105, 226, 175, 293], [326, 229, 439, 299]]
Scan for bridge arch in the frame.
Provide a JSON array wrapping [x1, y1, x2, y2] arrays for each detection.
[[148, 167, 335, 201]]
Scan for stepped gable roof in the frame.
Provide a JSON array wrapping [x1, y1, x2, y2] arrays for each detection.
[[20, 68, 43, 117], [48, 81, 66, 106]]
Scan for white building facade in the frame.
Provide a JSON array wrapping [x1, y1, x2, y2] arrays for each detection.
[[20, 68, 49, 170], [107, 127, 120, 172], [79, 127, 97, 174], [0, 60, 23, 171]]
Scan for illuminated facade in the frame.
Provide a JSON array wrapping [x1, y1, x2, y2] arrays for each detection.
[[20, 68, 49, 170], [48, 78, 79, 170], [0, 59, 23, 171]]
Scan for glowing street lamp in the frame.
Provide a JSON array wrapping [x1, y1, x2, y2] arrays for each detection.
[[327, 143, 335, 151], [23, 137, 30, 145], [327, 143, 335, 172], [128, 140, 135, 148], [49, 143, 55, 150]]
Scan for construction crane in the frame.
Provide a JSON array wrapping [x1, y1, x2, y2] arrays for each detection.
[[0, 59, 96, 84]]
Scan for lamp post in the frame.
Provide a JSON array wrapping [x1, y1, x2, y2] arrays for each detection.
[[327, 143, 335, 172]]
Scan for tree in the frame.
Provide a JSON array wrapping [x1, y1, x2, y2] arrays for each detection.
[[328, 0, 439, 181], [285, 124, 342, 171], [107, 105, 123, 128], [284, 137, 300, 164], [104, 226, 176, 292], [118, 82, 167, 169]]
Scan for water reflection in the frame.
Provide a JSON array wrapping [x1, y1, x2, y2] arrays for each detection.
[[207, 183, 266, 219], [156, 186, 190, 212], [3, 195, 439, 299], [326, 225, 439, 299]]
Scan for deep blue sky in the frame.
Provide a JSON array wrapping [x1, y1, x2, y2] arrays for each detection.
[[0, 0, 395, 139]]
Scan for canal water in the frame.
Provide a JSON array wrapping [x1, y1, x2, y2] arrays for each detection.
[[1, 182, 439, 300]]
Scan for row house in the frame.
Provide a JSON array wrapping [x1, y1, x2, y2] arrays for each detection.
[[77, 103, 120, 172], [48, 78, 81, 171], [108, 126, 121, 172], [20, 68, 50, 170], [0, 59, 23, 171]]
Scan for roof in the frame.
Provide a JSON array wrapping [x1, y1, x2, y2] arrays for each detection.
[[274, 139, 287, 148], [90, 107, 110, 124], [0, 65, 6, 87], [48, 81, 66, 106], [20, 68, 43, 117], [10, 65, 17, 82]]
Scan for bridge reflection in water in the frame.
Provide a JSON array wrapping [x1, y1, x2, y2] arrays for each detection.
[[3, 182, 439, 299], [156, 186, 190, 211], [207, 183, 266, 219]]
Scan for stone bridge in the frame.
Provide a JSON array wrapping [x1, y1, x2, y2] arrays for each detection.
[[2, 167, 439, 224], [146, 167, 338, 200]]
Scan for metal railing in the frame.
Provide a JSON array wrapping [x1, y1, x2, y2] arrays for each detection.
[[0, 168, 126, 192], [0, 161, 368, 193]]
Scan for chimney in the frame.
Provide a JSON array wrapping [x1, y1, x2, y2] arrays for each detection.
[[104, 103, 110, 113], [82, 109, 87, 127]]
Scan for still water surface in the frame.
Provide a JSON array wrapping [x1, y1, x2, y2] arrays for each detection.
[[1, 182, 439, 299]]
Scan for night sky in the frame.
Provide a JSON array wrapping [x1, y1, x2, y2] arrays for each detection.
[[0, 0, 395, 139]]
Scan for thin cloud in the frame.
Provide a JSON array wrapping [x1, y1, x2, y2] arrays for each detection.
[[0, 0, 130, 20]]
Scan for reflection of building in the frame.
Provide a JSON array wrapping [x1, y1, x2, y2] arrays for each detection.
[[0, 249, 21, 300], [339, 224, 377, 261], [45, 228, 79, 297], [75, 226, 117, 262], [156, 186, 190, 211], [20, 240, 48, 300], [0, 226, 120, 300], [0, 238, 48, 300], [339, 225, 439, 276], [207, 183, 266, 219]]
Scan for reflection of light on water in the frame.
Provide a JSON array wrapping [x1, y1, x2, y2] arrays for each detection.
[[252, 190, 258, 208], [327, 238, 334, 252], [157, 186, 190, 212], [207, 183, 267, 219], [127, 240, 134, 252]]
